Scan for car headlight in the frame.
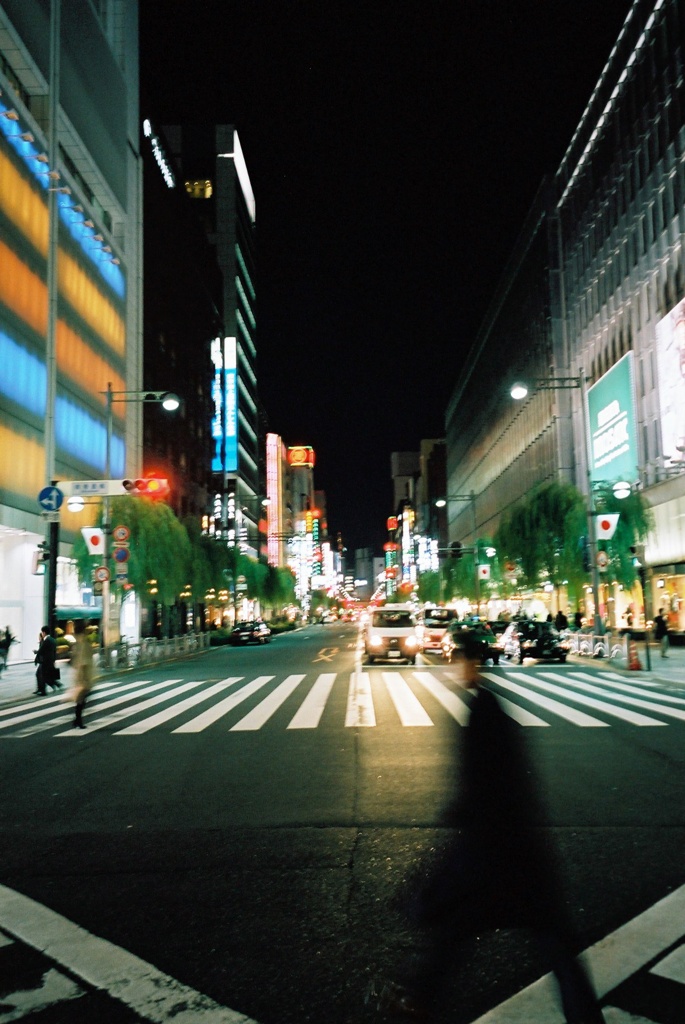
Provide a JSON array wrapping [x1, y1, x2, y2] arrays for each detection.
[[405, 636, 419, 649], [369, 635, 383, 647]]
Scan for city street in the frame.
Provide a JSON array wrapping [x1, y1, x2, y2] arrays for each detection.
[[0, 622, 684, 1023]]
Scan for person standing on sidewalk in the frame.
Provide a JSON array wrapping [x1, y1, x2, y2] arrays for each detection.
[[654, 608, 670, 658]]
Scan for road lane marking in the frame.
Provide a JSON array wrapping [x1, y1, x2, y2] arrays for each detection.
[[0, 679, 152, 731], [313, 647, 338, 663], [287, 673, 336, 729], [413, 672, 470, 725], [482, 673, 609, 727], [554, 672, 685, 723], [230, 674, 305, 730], [469, 882, 685, 1023], [55, 679, 192, 735], [382, 673, 433, 727], [651, 940, 685, 983], [172, 676, 272, 733], [0, 884, 256, 1023], [345, 672, 375, 726], [115, 680, 238, 734], [568, 671, 685, 708], [526, 674, 667, 726], [0, 966, 84, 1019]]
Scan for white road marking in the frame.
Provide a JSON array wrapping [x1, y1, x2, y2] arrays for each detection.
[[651, 940, 685, 982], [0, 967, 84, 1021], [287, 673, 336, 729], [115, 680, 237, 734], [172, 676, 272, 733], [413, 672, 470, 725], [529, 673, 667, 726], [569, 671, 685, 708], [482, 673, 608, 727], [230, 675, 305, 730], [469, 882, 685, 1022], [55, 679, 191, 735], [0, 679, 148, 732], [382, 673, 433, 726], [0, 884, 256, 1023], [345, 672, 375, 726], [555, 672, 685, 722]]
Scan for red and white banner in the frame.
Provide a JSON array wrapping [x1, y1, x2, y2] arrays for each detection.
[[596, 513, 619, 540], [81, 527, 105, 555]]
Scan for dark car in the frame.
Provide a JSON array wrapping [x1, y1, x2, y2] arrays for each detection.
[[440, 619, 503, 665], [230, 620, 271, 645], [500, 620, 569, 663]]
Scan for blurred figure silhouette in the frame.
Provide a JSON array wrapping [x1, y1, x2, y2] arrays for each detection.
[[374, 630, 604, 1023]]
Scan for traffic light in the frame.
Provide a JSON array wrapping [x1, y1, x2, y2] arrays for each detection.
[[122, 477, 169, 498], [450, 541, 463, 559]]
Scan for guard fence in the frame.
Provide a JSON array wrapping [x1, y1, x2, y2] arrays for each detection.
[[566, 630, 634, 663], [98, 631, 212, 672]]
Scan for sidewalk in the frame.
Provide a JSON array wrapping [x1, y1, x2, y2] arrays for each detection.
[[0, 659, 73, 705]]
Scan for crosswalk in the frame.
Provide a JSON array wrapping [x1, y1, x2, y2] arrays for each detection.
[[1, 666, 684, 738]]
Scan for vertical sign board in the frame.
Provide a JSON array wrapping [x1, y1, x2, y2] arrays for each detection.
[[210, 336, 239, 474], [210, 337, 224, 473], [655, 297, 685, 463], [586, 352, 639, 487], [224, 336, 238, 473]]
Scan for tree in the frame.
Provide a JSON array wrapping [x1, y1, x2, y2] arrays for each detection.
[[495, 480, 587, 593], [594, 483, 654, 588]]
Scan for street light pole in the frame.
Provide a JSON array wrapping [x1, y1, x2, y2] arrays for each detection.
[[436, 491, 480, 610]]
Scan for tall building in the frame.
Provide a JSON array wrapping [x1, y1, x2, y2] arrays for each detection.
[[444, 0, 685, 628], [164, 124, 261, 553], [0, 0, 141, 660]]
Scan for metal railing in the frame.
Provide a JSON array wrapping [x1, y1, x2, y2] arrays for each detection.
[[97, 631, 212, 673], [566, 630, 629, 662]]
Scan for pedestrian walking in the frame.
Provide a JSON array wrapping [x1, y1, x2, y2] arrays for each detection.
[[34, 625, 59, 695], [654, 608, 669, 658], [70, 620, 95, 728], [0, 626, 16, 671], [370, 629, 605, 1024]]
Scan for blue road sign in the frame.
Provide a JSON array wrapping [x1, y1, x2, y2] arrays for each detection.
[[37, 486, 64, 512]]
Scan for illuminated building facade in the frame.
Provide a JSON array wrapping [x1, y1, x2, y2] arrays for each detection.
[[163, 124, 260, 553], [0, 0, 142, 661], [445, 0, 685, 628], [265, 431, 290, 568]]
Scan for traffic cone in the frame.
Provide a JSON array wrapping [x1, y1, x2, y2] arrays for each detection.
[[628, 637, 642, 671]]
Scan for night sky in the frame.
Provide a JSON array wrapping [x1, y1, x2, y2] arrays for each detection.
[[139, 0, 633, 555]]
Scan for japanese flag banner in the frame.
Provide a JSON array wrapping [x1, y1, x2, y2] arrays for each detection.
[[477, 564, 491, 580], [81, 527, 105, 555], [595, 513, 619, 540]]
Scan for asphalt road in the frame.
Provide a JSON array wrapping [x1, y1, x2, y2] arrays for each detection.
[[1, 623, 684, 1023]]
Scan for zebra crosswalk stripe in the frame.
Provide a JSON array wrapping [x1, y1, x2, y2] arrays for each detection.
[[548, 671, 685, 720], [382, 673, 433, 727], [115, 680, 238, 735], [287, 673, 336, 729], [412, 672, 469, 725], [230, 675, 305, 731], [345, 672, 375, 727], [482, 672, 609, 727], [528, 673, 667, 726], [55, 679, 189, 735], [172, 676, 273, 733], [568, 671, 685, 712]]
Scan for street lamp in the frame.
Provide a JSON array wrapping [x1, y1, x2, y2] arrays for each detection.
[[100, 383, 182, 648], [435, 492, 481, 608], [510, 370, 603, 634]]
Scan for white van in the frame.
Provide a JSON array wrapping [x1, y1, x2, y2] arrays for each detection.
[[364, 604, 422, 664]]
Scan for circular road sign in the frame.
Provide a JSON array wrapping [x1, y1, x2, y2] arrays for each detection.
[[596, 550, 609, 571], [94, 565, 110, 583], [114, 547, 130, 563], [112, 525, 130, 543], [37, 485, 64, 512]]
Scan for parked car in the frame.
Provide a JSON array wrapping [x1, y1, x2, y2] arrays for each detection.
[[364, 605, 422, 664], [440, 619, 503, 664], [230, 620, 271, 645], [420, 606, 459, 652], [500, 620, 570, 663]]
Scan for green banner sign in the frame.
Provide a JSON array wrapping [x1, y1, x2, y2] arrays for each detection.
[[586, 352, 639, 486]]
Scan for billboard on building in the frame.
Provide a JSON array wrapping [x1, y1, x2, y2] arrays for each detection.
[[211, 337, 238, 473], [586, 352, 639, 486], [655, 298, 685, 465]]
